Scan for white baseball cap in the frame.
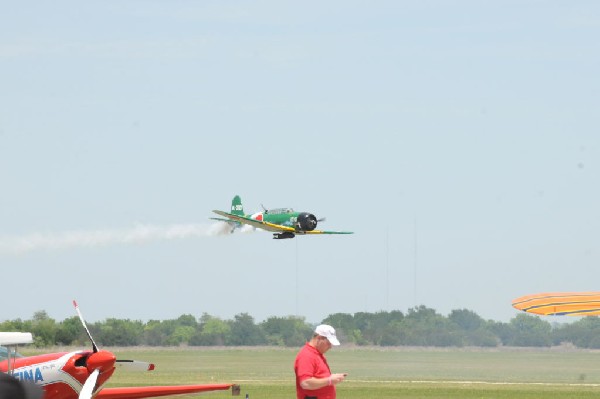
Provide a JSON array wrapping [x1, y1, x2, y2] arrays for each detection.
[[315, 324, 340, 346]]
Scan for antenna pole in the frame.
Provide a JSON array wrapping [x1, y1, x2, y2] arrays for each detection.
[[414, 218, 418, 306], [295, 238, 299, 316], [386, 226, 389, 310]]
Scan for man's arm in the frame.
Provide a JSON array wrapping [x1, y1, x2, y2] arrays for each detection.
[[300, 373, 347, 390]]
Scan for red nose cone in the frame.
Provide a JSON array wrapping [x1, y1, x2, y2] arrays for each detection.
[[87, 350, 116, 374]]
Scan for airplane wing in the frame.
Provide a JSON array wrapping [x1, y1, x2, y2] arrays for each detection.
[[96, 384, 236, 399], [302, 230, 354, 235], [212, 210, 353, 235], [212, 210, 289, 233], [0, 332, 33, 345]]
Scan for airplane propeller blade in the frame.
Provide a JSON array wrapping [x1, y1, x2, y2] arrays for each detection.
[[79, 368, 99, 399], [317, 217, 326, 222], [72, 298, 153, 399], [115, 359, 155, 371], [73, 300, 99, 353]]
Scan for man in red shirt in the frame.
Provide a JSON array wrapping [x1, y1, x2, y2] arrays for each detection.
[[294, 324, 347, 399]]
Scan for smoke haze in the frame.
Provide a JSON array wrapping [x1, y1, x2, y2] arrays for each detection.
[[0, 223, 234, 255]]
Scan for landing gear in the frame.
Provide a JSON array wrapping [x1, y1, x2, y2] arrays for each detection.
[[273, 232, 295, 239]]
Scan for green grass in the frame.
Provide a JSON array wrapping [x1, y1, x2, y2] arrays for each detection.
[[22, 347, 600, 398]]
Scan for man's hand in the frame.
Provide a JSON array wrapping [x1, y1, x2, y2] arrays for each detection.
[[330, 373, 348, 385]]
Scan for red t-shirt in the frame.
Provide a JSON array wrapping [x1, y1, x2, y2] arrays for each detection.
[[294, 343, 335, 399]]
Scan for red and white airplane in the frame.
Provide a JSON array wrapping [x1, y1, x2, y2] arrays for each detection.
[[0, 301, 239, 399]]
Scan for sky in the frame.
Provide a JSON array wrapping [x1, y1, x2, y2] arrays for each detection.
[[1, 1, 599, 325]]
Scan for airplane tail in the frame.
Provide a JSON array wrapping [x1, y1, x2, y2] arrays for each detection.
[[230, 195, 244, 216]]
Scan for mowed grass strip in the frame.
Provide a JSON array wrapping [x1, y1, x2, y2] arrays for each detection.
[[23, 347, 600, 398]]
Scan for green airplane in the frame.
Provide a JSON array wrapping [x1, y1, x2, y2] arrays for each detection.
[[211, 195, 353, 239]]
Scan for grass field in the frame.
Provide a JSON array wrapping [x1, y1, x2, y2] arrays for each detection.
[[23, 346, 600, 398]]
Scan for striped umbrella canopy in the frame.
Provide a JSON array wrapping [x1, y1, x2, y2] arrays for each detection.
[[512, 292, 600, 316]]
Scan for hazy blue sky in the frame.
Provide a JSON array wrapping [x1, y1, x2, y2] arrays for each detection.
[[1, 1, 599, 325]]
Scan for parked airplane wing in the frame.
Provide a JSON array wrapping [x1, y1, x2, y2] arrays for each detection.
[[96, 384, 236, 399]]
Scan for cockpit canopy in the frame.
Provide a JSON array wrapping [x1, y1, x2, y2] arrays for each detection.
[[265, 208, 294, 215], [0, 346, 24, 361]]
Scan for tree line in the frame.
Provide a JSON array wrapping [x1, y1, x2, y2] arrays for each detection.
[[2, 306, 600, 349]]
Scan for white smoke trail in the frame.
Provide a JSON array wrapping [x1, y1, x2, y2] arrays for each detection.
[[239, 224, 256, 234], [0, 222, 235, 255]]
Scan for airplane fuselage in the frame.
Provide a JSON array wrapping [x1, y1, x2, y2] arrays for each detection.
[[1, 300, 236, 399], [0, 351, 115, 399], [250, 211, 317, 231]]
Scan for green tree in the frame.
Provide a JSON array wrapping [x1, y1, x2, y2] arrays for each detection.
[[190, 314, 230, 346], [0, 319, 29, 333], [167, 326, 196, 346], [448, 309, 498, 347], [508, 314, 552, 347], [31, 311, 57, 347], [400, 306, 461, 346], [487, 320, 513, 346], [95, 319, 144, 346], [379, 320, 405, 346], [56, 316, 85, 346], [552, 317, 600, 348], [143, 320, 168, 346], [449, 309, 484, 331], [261, 316, 312, 346], [176, 314, 198, 328], [355, 311, 404, 345], [228, 313, 266, 346]]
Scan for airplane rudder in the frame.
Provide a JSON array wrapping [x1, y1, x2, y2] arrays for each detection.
[[231, 195, 244, 215]]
